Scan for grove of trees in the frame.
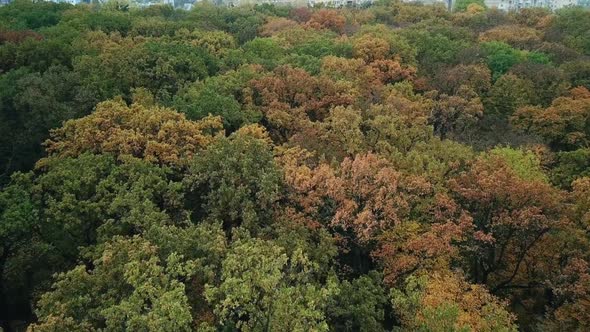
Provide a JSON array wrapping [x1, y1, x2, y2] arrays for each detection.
[[1, 0, 590, 331]]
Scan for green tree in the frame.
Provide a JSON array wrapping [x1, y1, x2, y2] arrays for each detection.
[[205, 236, 335, 332], [0, 66, 95, 183], [30, 236, 196, 332], [485, 73, 536, 118], [481, 42, 524, 80], [242, 37, 285, 70], [0, 172, 44, 322], [33, 153, 184, 258], [173, 66, 262, 132], [0, 0, 70, 30], [327, 271, 388, 332], [184, 131, 282, 235], [487, 147, 548, 182], [402, 28, 470, 75], [547, 8, 590, 55], [551, 149, 590, 188]]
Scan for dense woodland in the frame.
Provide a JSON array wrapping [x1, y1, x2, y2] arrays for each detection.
[[0, 0, 590, 330]]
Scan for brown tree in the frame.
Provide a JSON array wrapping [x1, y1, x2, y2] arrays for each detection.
[[306, 9, 346, 34], [449, 154, 566, 292], [511, 86, 590, 150]]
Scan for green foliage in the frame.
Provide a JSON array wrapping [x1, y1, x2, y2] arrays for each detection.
[[205, 236, 334, 332], [242, 37, 285, 69], [551, 149, 590, 188], [64, 9, 133, 34], [281, 53, 323, 74], [481, 42, 525, 79], [488, 147, 548, 182], [0, 0, 70, 30], [403, 27, 470, 74], [33, 153, 184, 255], [292, 33, 353, 58], [184, 133, 282, 234], [0, 65, 95, 184], [175, 86, 243, 128], [327, 271, 388, 332], [173, 66, 263, 131], [31, 236, 196, 331], [485, 73, 536, 117], [561, 59, 590, 90], [394, 138, 475, 187], [0, 172, 46, 316], [549, 8, 590, 55]]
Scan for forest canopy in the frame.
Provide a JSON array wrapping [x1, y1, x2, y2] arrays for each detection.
[[1, 0, 590, 331]]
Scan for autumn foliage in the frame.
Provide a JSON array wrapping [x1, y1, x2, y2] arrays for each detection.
[[1, 1, 590, 331]]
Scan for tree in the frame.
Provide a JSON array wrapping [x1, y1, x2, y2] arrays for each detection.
[[173, 64, 263, 132], [481, 41, 525, 79], [260, 17, 298, 37], [454, 0, 486, 12], [393, 138, 475, 188], [289, 7, 312, 23], [449, 153, 565, 293], [42, 98, 224, 168], [225, 10, 265, 44], [326, 271, 388, 332], [249, 65, 354, 135], [175, 86, 242, 129], [391, 272, 517, 332], [429, 87, 484, 140], [369, 59, 416, 85], [204, 236, 334, 331], [561, 60, 590, 90], [0, 172, 41, 322], [1, 152, 186, 324], [401, 27, 470, 75], [355, 25, 417, 66], [363, 84, 433, 156], [551, 149, 590, 188], [319, 106, 365, 161], [186, 30, 237, 56], [479, 24, 541, 49], [487, 147, 548, 182], [183, 130, 282, 236], [542, 258, 590, 331], [374, 207, 472, 285], [30, 236, 196, 331], [306, 9, 346, 34], [0, 65, 95, 184], [320, 56, 381, 101], [242, 37, 285, 70], [352, 34, 390, 63], [328, 153, 432, 244], [546, 8, 590, 55], [433, 64, 492, 96], [72, 35, 218, 102], [509, 62, 570, 107], [35, 153, 185, 254], [0, 0, 70, 30], [511, 87, 590, 150], [485, 73, 536, 118]]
